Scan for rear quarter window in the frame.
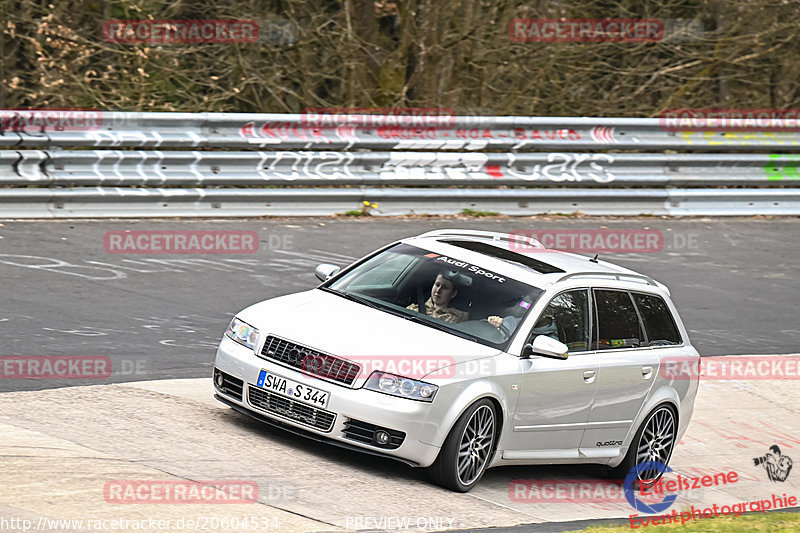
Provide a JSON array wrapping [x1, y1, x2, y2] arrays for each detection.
[[632, 292, 683, 346], [593, 289, 646, 350]]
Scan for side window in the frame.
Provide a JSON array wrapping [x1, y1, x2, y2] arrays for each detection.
[[528, 290, 590, 352], [632, 293, 683, 346], [593, 289, 645, 350]]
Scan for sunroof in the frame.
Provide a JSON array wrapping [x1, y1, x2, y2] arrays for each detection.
[[442, 240, 565, 274]]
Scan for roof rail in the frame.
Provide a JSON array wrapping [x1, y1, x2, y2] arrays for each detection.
[[554, 271, 658, 286], [416, 229, 545, 249]]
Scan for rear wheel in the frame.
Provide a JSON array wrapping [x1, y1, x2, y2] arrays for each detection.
[[608, 404, 677, 490], [429, 399, 496, 492]]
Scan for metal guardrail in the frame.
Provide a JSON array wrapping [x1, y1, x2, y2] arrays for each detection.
[[3, 187, 799, 218], [3, 112, 800, 151], [2, 150, 795, 187], [1, 111, 799, 217]]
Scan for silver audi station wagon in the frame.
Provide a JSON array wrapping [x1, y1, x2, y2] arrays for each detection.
[[213, 229, 699, 492]]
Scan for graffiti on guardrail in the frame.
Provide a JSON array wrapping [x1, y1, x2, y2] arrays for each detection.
[[257, 151, 358, 180], [506, 153, 616, 182], [380, 152, 491, 179], [764, 154, 800, 180], [591, 126, 617, 143], [239, 120, 589, 148], [515, 128, 583, 141], [681, 131, 800, 146], [240, 121, 335, 142], [252, 151, 617, 182]]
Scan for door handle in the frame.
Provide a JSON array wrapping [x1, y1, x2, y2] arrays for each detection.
[[642, 366, 653, 379], [583, 370, 596, 383]]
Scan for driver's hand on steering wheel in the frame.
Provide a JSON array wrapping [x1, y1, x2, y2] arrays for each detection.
[[487, 315, 503, 329]]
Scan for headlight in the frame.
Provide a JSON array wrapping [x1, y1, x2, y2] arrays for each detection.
[[225, 317, 260, 351], [364, 371, 438, 402]]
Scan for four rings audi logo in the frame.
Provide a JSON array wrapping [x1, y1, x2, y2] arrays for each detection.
[[300, 353, 346, 375], [264, 338, 361, 382], [287, 348, 307, 364]]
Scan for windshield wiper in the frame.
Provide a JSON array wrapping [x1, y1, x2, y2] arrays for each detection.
[[320, 287, 381, 309]]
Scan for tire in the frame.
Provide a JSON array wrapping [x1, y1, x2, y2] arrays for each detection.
[[608, 404, 677, 491], [429, 399, 497, 492]]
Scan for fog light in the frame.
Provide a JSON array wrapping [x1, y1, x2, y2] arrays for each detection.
[[374, 430, 390, 446], [215, 372, 224, 388]]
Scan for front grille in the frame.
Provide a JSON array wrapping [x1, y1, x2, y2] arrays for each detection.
[[342, 418, 406, 450], [259, 336, 360, 386], [247, 385, 336, 432], [214, 368, 243, 402]]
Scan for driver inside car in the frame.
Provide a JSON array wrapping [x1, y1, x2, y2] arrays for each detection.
[[407, 272, 470, 324]]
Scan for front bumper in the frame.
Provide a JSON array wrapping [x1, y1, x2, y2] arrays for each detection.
[[212, 336, 443, 468]]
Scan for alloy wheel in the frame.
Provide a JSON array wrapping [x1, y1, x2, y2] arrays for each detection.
[[635, 406, 676, 485], [456, 404, 495, 486]]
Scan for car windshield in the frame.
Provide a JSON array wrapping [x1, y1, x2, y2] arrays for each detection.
[[325, 243, 544, 349]]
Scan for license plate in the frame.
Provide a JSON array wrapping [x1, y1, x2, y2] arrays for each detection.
[[257, 370, 330, 409]]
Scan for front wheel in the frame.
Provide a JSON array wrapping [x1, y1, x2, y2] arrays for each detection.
[[429, 399, 497, 492], [608, 404, 677, 490]]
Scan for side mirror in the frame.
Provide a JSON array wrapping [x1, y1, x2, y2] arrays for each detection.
[[522, 335, 569, 360], [314, 263, 340, 282]]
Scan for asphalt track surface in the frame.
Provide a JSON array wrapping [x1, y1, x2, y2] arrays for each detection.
[[0, 216, 799, 393], [1, 216, 800, 533]]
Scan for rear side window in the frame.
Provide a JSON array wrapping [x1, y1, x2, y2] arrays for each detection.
[[632, 293, 683, 346], [593, 289, 645, 350]]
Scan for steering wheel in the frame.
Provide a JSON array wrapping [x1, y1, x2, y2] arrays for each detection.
[[487, 318, 514, 341], [498, 320, 513, 338]]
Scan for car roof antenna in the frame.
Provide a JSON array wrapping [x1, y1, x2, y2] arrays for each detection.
[[590, 254, 599, 263]]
